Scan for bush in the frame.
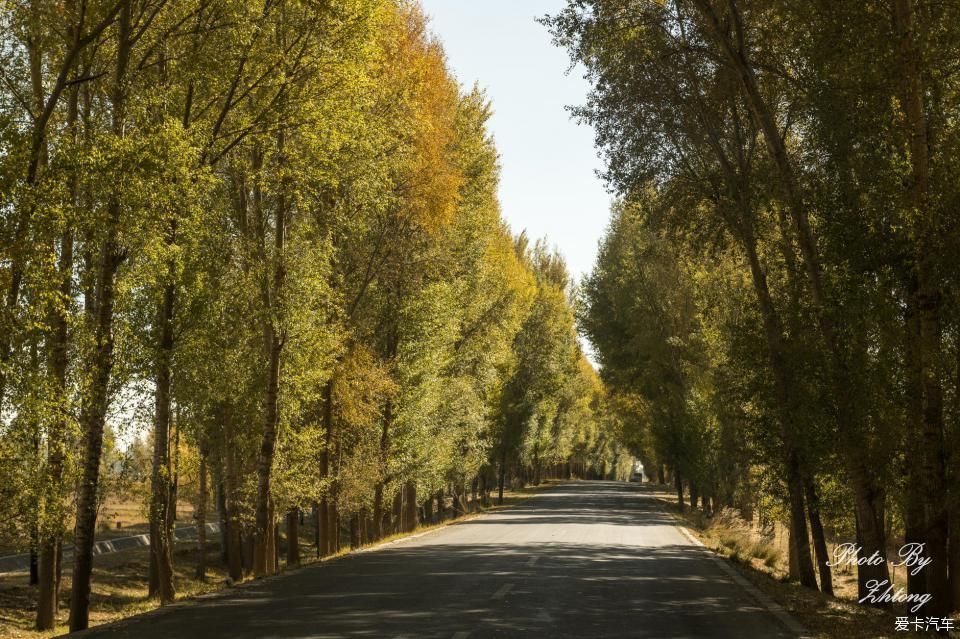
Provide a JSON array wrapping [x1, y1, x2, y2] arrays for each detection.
[[707, 508, 781, 569]]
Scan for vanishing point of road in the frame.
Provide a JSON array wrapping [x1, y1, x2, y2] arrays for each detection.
[[74, 482, 805, 638]]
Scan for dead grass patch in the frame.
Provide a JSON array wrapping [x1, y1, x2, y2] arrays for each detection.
[[648, 486, 947, 639]]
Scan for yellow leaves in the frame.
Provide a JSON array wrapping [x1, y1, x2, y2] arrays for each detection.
[[375, 1, 463, 232], [333, 344, 398, 432], [486, 225, 537, 316]]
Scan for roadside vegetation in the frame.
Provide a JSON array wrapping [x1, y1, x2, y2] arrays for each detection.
[[650, 486, 938, 639]]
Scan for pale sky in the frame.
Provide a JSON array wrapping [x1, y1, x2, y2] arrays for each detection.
[[418, 0, 612, 285]]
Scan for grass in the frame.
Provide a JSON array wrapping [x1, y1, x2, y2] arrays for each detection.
[[648, 486, 949, 639], [0, 482, 553, 638], [0, 542, 228, 638], [0, 501, 197, 558]]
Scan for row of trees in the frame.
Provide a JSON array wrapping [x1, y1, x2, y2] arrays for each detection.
[[549, 0, 960, 616], [0, 0, 625, 632]]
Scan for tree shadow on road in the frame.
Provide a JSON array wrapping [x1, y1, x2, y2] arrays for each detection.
[[80, 540, 794, 638]]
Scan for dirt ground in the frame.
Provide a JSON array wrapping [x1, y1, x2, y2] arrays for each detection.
[[0, 540, 228, 638]]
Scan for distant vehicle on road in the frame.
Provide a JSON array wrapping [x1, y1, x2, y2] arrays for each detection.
[[630, 461, 644, 483]]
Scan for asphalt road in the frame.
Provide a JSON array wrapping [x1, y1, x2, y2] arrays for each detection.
[[75, 481, 802, 638]]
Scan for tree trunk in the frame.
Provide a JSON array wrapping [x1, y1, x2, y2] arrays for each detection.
[[372, 486, 384, 541], [149, 277, 176, 604], [254, 330, 281, 576], [436, 490, 445, 523], [258, 501, 272, 574], [452, 484, 464, 519], [951, 346, 960, 613], [403, 481, 417, 533], [68, 4, 132, 629], [36, 536, 61, 630], [784, 452, 817, 588], [850, 472, 890, 603], [949, 504, 960, 611], [370, 307, 399, 534], [693, 0, 890, 596], [330, 500, 340, 553], [349, 513, 360, 549], [272, 520, 280, 574], [313, 501, 320, 557], [359, 507, 368, 545], [241, 531, 254, 576], [64, 143, 109, 617], [286, 509, 300, 567], [391, 489, 403, 534], [37, 73, 74, 622], [318, 497, 330, 557], [319, 378, 333, 555], [893, 0, 949, 616], [217, 481, 228, 564], [373, 396, 392, 540], [266, 498, 278, 574], [254, 136, 286, 578], [170, 409, 180, 524], [741, 216, 818, 590], [55, 538, 62, 609], [739, 484, 754, 524], [222, 404, 243, 582], [196, 452, 207, 582], [905, 281, 927, 598], [805, 479, 833, 595], [498, 446, 507, 505], [788, 525, 799, 582], [29, 526, 38, 586], [676, 474, 685, 510], [424, 495, 434, 524]]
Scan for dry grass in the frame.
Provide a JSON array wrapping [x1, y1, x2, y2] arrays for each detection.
[[0, 542, 227, 638], [93, 501, 195, 539], [0, 501, 196, 557], [699, 507, 782, 569], [649, 487, 949, 639]]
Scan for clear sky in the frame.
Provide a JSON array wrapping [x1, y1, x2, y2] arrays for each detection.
[[418, 0, 612, 284]]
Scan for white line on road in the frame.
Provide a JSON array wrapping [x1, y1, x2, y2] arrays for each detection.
[[491, 583, 514, 600], [670, 514, 812, 639]]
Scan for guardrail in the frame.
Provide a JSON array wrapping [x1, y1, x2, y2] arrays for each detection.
[[0, 522, 221, 574]]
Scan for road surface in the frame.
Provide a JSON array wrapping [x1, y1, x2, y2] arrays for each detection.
[[75, 481, 802, 638]]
